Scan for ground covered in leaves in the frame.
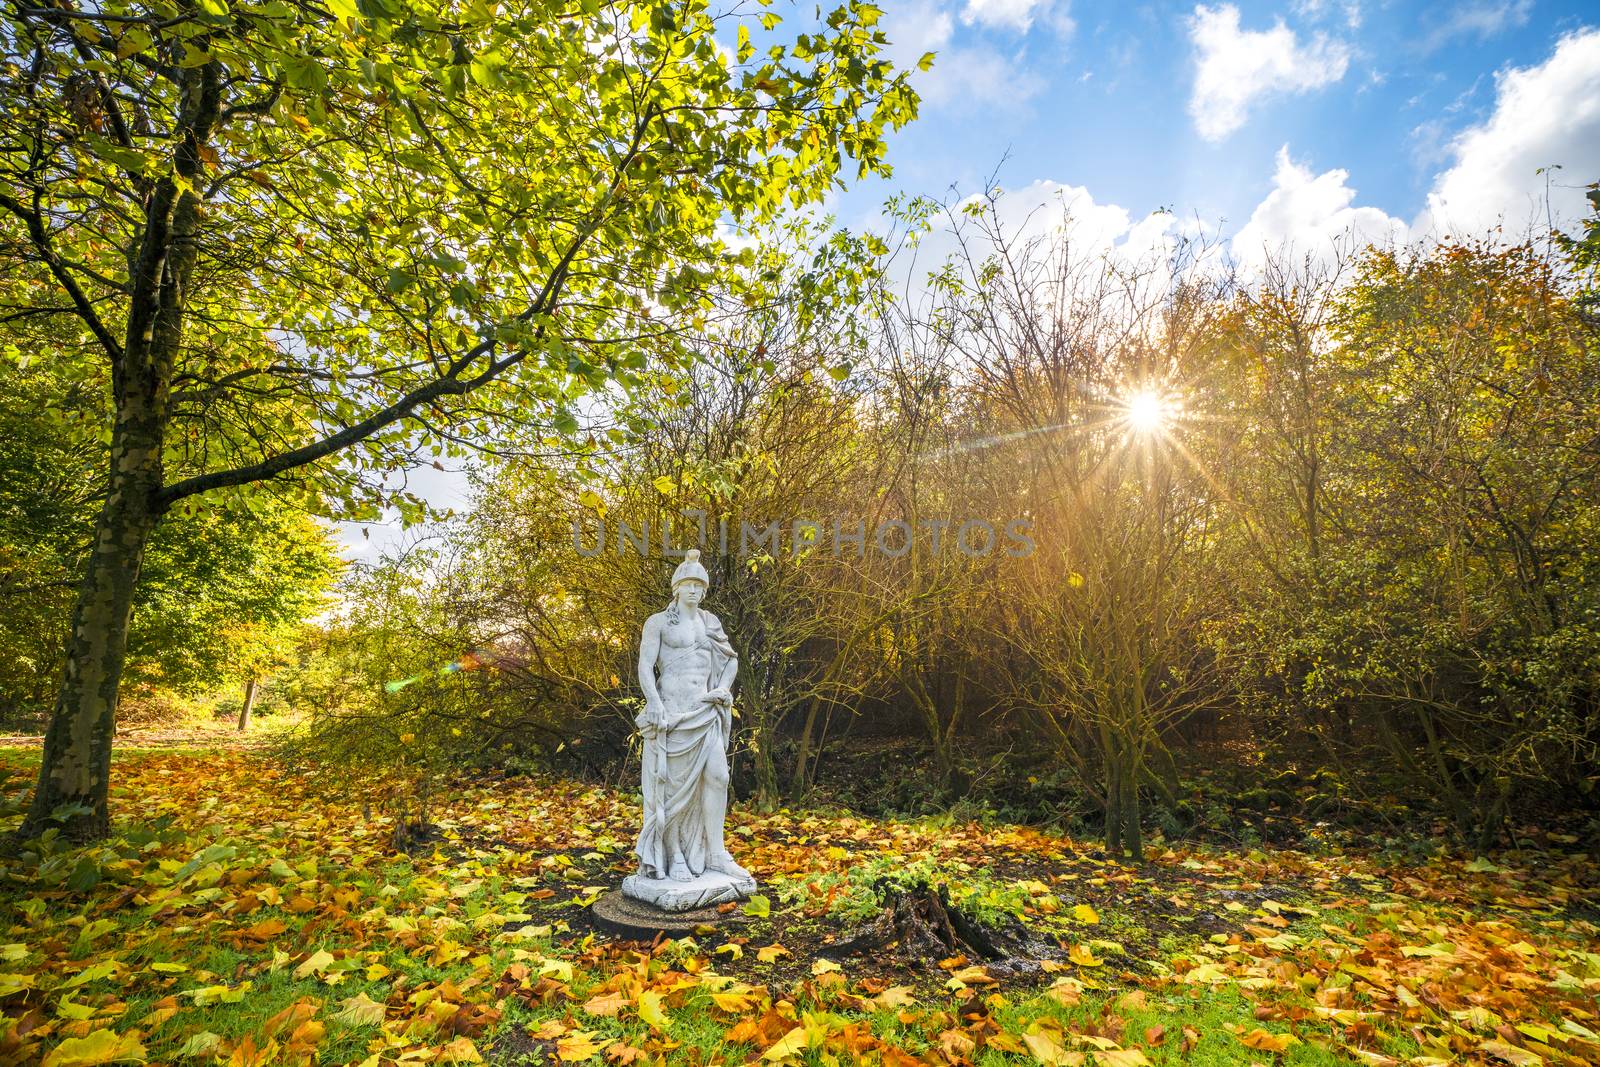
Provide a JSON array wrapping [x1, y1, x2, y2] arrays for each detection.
[[1, 743, 1597, 1067]]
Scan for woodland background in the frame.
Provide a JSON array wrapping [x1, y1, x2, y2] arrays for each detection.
[[7, 190, 1597, 859]]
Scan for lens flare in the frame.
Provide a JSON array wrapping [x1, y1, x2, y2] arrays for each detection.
[[1123, 389, 1171, 433]]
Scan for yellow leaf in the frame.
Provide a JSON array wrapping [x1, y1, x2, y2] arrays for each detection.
[[637, 989, 670, 1031], [867, 986, 916, 1009], [437, 1037, 482, 1063], [761, 1026, 809, 1063], [1067, 944, 1103, 967], [1478, 1041, 1542, 1067], [756, 944, 790, 963], [715, 942, 744, 960], [710, 989, 762, 1013], [1182, 963, 1230, 984], [1045, 977, 1083, 1006], [539, 959, 574, 982], [333, 992, 386, 1027], [950, 964, 996, 985], [1072, 904, 1100, 924], [1023, 1031, 1085, 1067], [810, 958, 841, 975], [0, 973, 36, 998], [1095, 1050, 1150, 1067], [41, 1029, 147, 1067], [557, 1031, 614, 1062], [293, 950, 335, 978]]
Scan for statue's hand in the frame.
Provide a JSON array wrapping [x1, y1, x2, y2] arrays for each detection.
[[702, 687, 733, 707], [635, 697, 663, 735]]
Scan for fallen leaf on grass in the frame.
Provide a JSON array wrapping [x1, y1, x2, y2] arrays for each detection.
[[1237, 1029, 1298, 1053], [556, 1031, 614, 1062], [756, 944, 790, 963], [238, 918, 287, 942], [176, 1032, 222, 1058], [1023, 1030, 1085, 1067], [1067, 944, 1102, 967], [761, 1026, 809, 1063], [1478, 1040, 1543, 1067], [40, 1029, 147, 1067], [293, 949, 335, 979], [263, 997, 320, 1037], [333, 992, 386, 1027], [637, 989, 670, 1031], [583, 990, 628, 1017], [939, 1028, 976, 1059], [1095, 1050, 1150, 1067], [710, 988, 763, 1013], [436, 1036, 482, 1063], [867, 986, 916, 1010]]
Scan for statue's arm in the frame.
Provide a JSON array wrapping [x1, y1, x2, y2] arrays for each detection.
[[637, 616, 663, 728], [708, 613, 738, 697]]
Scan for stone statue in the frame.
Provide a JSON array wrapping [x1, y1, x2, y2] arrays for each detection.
[[621, 549, 757, 911]]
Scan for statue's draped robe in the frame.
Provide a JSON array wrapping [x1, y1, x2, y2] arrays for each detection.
[[635, 612, 737, 880]]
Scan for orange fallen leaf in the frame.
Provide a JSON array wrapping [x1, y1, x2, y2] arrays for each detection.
[[1237, 1029, 1298, 1053], [582, 990, 628, 1017]]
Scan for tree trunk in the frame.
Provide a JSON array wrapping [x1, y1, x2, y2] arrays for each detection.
[[17, 60, 218, 843], [1120, 751, 1142, 861], [238, 678, 259, 732], [18, 414, 164, 840], [1102, 732, 1123, 855]]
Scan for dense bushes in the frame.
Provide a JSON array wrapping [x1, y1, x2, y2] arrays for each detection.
[[286, 206, 1600, 854]]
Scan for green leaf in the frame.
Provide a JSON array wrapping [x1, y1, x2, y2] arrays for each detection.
[[66, 855, 101, 893], [742, 894, 771, 917]]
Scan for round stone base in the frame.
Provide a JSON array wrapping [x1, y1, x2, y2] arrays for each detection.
[[590, 889, 745, 940]]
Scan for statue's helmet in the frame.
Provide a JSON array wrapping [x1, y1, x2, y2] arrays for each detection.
[[671, 548, 709, 590]]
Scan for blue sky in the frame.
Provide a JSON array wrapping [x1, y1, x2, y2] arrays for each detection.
[[836, 0, 1600, 252]]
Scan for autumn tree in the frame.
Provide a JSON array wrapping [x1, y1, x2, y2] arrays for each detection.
[[1, 0, 920, 838]]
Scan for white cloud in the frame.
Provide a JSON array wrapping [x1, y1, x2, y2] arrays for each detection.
[[886, 180, 1181, 305], [1229, 28, 1600, 269], [1420, 28, 1600, 237], [1421, 0, 1532, 52], [1232, 147, 1407, 271], [974, 180, 1176, 259], [882, 0, 1048, 110], [1187, 4, 1351, 140], [960, 0, 1074, 35]]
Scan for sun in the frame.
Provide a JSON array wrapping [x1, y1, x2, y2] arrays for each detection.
[[1123, 389, 1172, 434]]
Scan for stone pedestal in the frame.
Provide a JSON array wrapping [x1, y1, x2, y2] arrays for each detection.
[[590, 888, 748, 940], [621, 869, 757, 912]]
